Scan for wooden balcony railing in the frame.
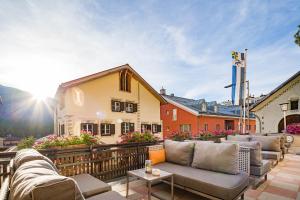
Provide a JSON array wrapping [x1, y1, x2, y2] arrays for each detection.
[[0, 141, 161, 187]]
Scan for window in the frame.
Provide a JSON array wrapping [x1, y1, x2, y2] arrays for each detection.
[[120, 70, 131, 92], [59, 124, 65, 136], [152, 124, 162, 133], [121, 122, 134, 134], [172, 109, 177, 121], [100, 124, 115, 136], [216, 124, 220, 131], [180, 124, 191, 133], [166, 126, 170, 131], [166, 110, 169, 115], [204, 124, 208, 131], [141, 124, 151, 133], [291, 100, 299, 110], [125, 102, 137, 113], [112, 100, 123, 112], [81, 123, 98, 135], [225, 120, 234, 130]]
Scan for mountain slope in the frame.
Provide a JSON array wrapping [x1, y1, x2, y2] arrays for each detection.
[[0, 85, 54, 138]]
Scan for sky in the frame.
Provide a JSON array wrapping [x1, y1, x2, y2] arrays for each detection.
[[0, 0, 299, 102]]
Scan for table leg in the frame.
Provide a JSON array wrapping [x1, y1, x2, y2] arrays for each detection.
[[171, 175, 174, 200], [126, 174, 129, 198], [148, 181, 151, 200]]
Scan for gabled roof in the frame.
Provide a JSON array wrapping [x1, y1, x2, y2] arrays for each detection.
[[251, 71, 300, 112], [56, 64, 166, 104], [163, 94, 253, 118]]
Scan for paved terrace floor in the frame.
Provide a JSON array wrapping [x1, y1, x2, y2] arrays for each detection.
[[109, 154, 300, 200]]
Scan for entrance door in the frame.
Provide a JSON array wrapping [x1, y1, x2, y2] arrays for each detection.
[[225, 120, 234, 130]]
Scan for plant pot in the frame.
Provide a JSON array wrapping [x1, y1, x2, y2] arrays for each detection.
[[60, 144, 89, 149]]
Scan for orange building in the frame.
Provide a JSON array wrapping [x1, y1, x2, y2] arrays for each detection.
[[160, 92, 256, 139]]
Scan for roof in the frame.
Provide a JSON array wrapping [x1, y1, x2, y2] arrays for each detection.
[[56, 64, 166, 104], [251, 71, 300, 111], [163, 94, 255, 118]]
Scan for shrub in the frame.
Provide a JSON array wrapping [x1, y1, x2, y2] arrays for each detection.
[[168, 132, 191, 141], [119, 132, 159, 143], [17, 136, 35, 150]]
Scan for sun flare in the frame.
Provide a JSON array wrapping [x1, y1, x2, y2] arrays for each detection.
[[31, 90, 48, 102]]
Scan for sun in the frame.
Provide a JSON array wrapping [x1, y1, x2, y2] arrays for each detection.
[[31, 90, 48, 102]]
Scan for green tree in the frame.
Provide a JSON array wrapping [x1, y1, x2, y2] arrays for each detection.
[[295, 25, 300, 47]]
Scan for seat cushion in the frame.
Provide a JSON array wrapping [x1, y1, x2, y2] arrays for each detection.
[[155, 162, 249, 200], [251, 136, 281, 152], [164, 140, 194, 166], [227, 135, 251, 142], [191, 142, 239, 175], [224, 141, 262, 166], [86, 191, 126, 200], [250, 160, 271, 177], [9, 159, 84, 200], [72, 174, 111, 198], [261, 151, 281, 161]]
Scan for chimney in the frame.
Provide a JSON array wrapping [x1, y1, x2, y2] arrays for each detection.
[[160, 87, 166, 95]]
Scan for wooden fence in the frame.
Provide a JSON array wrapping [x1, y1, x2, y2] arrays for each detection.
[[0, 142, 160, 187]]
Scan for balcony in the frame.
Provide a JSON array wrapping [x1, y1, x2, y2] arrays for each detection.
[[0, 141, 300, 200]]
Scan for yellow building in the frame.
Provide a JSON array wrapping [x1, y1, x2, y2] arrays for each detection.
[[54, 64, 166, 144]]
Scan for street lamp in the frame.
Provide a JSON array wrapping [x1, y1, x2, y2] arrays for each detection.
[[279, 102, 289, 133]]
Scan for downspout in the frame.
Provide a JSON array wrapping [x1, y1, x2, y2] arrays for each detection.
[[254, 113, 262, 134]]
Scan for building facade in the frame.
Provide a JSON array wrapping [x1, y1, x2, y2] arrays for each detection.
[[54, 64, 165, 144], [251, 71, 300, 133], [160, 92, 256, 138]]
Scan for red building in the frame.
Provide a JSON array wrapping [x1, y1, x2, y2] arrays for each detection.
[[160, 93, 256, 139]]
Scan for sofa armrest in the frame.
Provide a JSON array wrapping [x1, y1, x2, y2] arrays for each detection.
[[239, 147, 250, 175]]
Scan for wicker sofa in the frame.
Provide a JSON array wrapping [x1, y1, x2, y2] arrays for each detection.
[[152, 140, 249, 200], [0, 149, 126, 200]]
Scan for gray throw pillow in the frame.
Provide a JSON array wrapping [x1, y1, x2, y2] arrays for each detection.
[[191, 143, 239, 175], [224, 141, 262, 166], [251, 136, 281, 152], [227, 135, 251, 142], [164, 140, 195, 166]]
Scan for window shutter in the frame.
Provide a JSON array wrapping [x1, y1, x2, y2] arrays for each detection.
[[120, 102, 125, 111], [133, 103, 138, 112], [129, 123, 135, 132], [147, 124, 151, 132], [93, 124, 98, 135], [111, 100, 115, 111], [141, 124, 144, 133], [100, 124, 105, 135], [157, 125, 161, 132], [121, 122, 125, 134], [80, 123, 84, 131], [110, 124, 115, 135]]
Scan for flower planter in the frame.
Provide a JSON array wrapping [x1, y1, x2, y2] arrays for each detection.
[[60, 144, 89, 150]]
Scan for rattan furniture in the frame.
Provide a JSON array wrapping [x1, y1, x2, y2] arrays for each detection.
[[126, 168, 174, 200]]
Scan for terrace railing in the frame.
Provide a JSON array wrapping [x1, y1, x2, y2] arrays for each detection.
[[0, 141, 160, 187]]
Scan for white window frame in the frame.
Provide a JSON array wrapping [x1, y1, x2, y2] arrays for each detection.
[[82, 123, 93, 133], [102, 124, 111, 136], [114, 101, 121, 111], [204, 124, 208, 131], [124, 122, 130, 133], [126, 103, 133, 113], [180, 124, 191, 132], [153, 125, 157, 133], [172, 109, 177, 121]]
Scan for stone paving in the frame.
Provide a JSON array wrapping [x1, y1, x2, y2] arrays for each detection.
[[109, 154, 300, 200]]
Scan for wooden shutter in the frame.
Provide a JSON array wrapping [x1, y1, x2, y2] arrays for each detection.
[[93, 124, 98, 135], [100, 124, 105, 135], [111, 100, 115, 111], [121, 122, 125, 134], [157, 125, 162, 132], [129, 123, 135, 132], [110, 124, 115, 135], [120, 102, 125, 111], [133, 103, 138, 112], [80, 123, 84, 131]]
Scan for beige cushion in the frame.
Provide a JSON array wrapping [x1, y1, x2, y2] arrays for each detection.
[[164, 140, 194, 166], [227, 135, 251, 142], [224, 141, 262, 166], [72, 174, 111, 197], [250, 160, 271, 177], [9, 159, 84, 200], [261, 151, 281, 161], [14, 148, 58, 172], [191, 143, 239, 175], [251, 136, 281, 152]]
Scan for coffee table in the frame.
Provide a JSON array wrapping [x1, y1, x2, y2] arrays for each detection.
[[126, 168, 174, 200]]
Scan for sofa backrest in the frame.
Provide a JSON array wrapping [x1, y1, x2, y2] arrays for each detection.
[[223, 140, 262, 166], [9, 149, 84, 200], [164, 140, 195, 166], [227, 135, 251, 142], [191, 142, 239, 175], [251, 135, 281, 152]]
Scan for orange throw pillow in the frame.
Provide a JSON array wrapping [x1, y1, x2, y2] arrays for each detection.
[[149, 149, 166, 165]]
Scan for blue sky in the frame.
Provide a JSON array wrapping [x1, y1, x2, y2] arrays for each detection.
[[0, 0, 299, 102]]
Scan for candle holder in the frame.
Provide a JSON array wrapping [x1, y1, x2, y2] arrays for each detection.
[[145, 160, 152, 174]]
